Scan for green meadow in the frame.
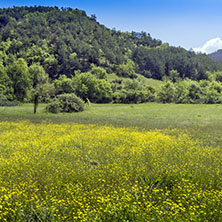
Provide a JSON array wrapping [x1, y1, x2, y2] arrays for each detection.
[[1, 103, 222, 145]]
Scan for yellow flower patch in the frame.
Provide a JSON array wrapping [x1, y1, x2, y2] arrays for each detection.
[[0, 121, 222, 221]]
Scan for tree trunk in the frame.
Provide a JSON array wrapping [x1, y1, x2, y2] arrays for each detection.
[[34, 93, 39, 114]]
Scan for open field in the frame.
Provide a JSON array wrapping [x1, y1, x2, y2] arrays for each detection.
[[1, 103, 222, 221], [1, 103, 222, 145], [1, 103, 222, 129]]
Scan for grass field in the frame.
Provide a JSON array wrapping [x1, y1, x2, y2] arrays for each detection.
[[1, 103, 222, 145], [1, 103, 222, 128], [1, 103, 222, 221]]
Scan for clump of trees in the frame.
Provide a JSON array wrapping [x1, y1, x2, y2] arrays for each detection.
[[158, 77, 222, 104], [112, 79, 155, 103]]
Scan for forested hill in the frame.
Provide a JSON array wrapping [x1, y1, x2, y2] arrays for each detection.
[[0, 6, 161, 79], [0, 6, 221, 81]]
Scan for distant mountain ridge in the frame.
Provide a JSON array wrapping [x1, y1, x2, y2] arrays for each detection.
[[208, 49, 222, 62]]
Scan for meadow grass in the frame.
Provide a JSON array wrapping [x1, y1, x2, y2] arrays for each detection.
[[1, 103, 222, 128], [136, 75, 164, 89], [1, 103, 222, 145], [1, 103, 222, 221]]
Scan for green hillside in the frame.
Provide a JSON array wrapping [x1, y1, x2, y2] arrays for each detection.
[[0, 6, 222, 106], [0, 6, 221, 79]]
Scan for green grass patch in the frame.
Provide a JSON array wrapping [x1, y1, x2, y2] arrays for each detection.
[[136, 74, 164, 89], [1, 102, 222, 146]]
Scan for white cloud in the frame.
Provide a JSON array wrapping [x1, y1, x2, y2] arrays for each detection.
[[193, 37, 222, 54]]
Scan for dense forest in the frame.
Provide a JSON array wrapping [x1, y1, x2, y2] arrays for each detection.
[[1, 6, 222, 110]]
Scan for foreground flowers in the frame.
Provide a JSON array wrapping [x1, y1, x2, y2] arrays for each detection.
[[0, 121, 222, 221]]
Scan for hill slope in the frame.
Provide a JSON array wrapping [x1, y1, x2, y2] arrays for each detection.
[[0, 6, 221, 81], [1, 6, 222, 105]]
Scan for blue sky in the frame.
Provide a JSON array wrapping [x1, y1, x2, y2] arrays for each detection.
[[1, 0, 222, 52]]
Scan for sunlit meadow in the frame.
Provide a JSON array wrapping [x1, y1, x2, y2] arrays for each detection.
[[1, 121, 222, 221]]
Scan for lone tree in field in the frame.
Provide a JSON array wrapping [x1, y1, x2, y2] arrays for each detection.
[[29, 64, 48, 113]]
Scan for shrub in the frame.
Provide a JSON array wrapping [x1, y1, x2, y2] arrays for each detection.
[[45, 99, 61, 113], [113, 87, 155, 104], [174, 82, 191, 104], [0, 93, 19, 106], [187, 82, 203, 102], [73, 72, 112, 103], [204, 89, 221, 104], [46, 93, 84, 113], [158, 81, 175, 103], [57, 93, 84, 112]]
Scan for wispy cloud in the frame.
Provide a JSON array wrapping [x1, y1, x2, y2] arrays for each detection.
[[193, 37, 222, 54]]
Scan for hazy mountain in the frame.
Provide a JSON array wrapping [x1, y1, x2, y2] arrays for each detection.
[[208, 49, 222, 62]]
